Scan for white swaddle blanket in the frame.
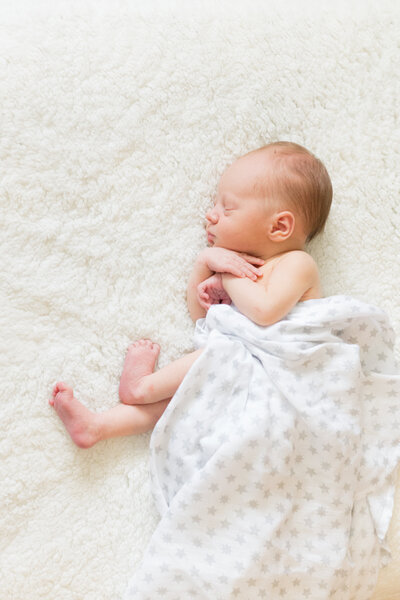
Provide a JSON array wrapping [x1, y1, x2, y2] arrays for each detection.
[[124, 295, 400, 600]]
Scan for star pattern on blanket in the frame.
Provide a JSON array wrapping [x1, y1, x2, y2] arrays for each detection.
[[125, 296, 400, 600]]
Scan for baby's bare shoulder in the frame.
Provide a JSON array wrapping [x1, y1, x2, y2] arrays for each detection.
[[277, 250, 319, 272], [260, 250, 320, 295]]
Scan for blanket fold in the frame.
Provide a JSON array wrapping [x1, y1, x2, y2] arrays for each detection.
[[125, 295, 400, 600]]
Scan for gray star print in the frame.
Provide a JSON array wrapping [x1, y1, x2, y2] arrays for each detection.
[[125, 295, 400, 600]]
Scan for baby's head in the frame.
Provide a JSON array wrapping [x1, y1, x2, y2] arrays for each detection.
[[248, 141, 333, 244], [206, 141, 332, 257]]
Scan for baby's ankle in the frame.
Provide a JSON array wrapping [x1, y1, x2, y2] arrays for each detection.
[[120, 376, 149, 405], [131, 376, 150, 404], [91, 414, 107, 443]]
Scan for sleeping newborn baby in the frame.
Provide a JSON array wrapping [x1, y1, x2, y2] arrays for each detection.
[[49, 141, 332, 447], [49, 142, 400, 599]]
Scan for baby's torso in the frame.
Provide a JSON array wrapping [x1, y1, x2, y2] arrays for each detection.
[[256, 251, 322, 303]]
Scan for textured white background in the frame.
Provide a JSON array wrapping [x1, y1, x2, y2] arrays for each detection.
[[1, 1, 399, 598]]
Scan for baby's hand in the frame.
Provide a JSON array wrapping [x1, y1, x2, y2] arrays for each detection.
[[199, 247, 264, 281], [197, 273, 232, 310]]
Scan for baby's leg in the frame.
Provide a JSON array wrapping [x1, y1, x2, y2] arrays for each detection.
[[119, 339, 203, 405], [49, 382, 170, 448]]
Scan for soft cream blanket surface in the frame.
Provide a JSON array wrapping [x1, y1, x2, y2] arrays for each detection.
[[1, 1, 399, 599]]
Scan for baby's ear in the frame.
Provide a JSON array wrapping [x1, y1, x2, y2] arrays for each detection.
[[268, 211, 296, 241]]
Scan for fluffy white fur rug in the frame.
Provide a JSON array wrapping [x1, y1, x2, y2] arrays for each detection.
[[1, 1, 399, 598]]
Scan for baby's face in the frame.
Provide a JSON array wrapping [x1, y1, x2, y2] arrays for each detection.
[[205, 152, 277, 254]]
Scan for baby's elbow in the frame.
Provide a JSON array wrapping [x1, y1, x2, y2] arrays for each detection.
[[253, 316, 273, 327], [251, 305, 273, 327], [252, 304, 284, 327]]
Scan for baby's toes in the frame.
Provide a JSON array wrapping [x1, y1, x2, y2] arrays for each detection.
[[128, 341, 140, 350], [52, 383, 62, 397], [142, 339, 160, 354], [54, 382, 73, 401], [144, 339, 159, 350], [128, 339, 159, 354]]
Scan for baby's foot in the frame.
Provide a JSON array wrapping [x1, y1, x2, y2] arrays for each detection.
[[119, 339, 160, 404], [49, 382, 100, 449]]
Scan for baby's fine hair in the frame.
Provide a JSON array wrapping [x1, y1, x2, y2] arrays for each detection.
[[249, 141, 333, 243]]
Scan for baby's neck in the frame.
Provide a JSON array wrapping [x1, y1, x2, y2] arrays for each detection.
[[258, 240, 306, 262]]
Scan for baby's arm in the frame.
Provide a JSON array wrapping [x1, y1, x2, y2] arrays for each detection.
[[187, 253, 214, 322], [187, 248, 264, 322], [221, 251, 318, 326]]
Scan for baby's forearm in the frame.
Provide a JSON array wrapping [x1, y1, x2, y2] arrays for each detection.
[[187, 253, 213, 322], [221, 273, 269, 326]]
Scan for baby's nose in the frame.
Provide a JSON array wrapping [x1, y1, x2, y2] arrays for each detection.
[[206, 208, 218, 223]]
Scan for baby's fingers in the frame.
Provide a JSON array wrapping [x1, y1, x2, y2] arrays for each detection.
[[229, 266, 257, 280], [198, 297, 210, 309], [233, 261, 263, 280], [238, 253, 265, 265]]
